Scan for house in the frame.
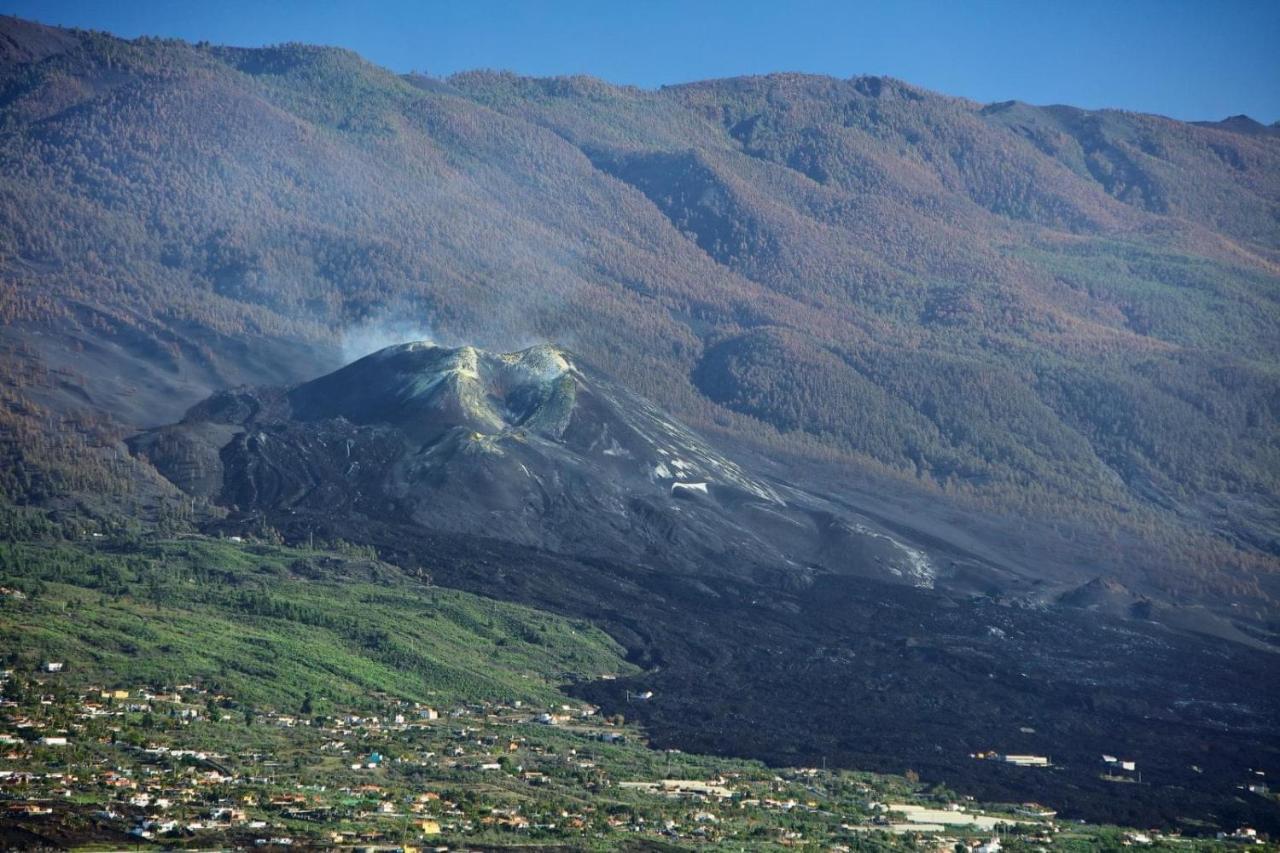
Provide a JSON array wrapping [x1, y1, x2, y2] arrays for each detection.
[[416, 818, 441, 835], [1000, 754, 1050, 767], [43, 662, 63, 673], [974, 837, 1001, 853], [7, 804, 52, 816], [1016, 803, 1057, 818], [38, 736, 68, 746], [269, 793, 306, 807], [1217, 827, 1262, 845]]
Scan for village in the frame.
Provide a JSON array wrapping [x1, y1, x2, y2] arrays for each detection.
[[2, 666, 1266, 851]]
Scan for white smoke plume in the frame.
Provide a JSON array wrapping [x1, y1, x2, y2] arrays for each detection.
[[339, 316, 441, 365]]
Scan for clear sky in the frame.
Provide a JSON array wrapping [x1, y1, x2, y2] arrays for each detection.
[[5, 0, 1279, 123]]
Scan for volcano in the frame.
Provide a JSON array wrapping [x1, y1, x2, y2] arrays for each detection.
[[133, 342, 936, 586]]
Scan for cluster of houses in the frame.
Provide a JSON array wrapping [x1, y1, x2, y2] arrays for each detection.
[[0, 673, 712, 844], [1, 667, 1268, 848], [971, 749, 1148, 778]]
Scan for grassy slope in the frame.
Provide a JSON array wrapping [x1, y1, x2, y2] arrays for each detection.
[[0, 535, 635, 711]]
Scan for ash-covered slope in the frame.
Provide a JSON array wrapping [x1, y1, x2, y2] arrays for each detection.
[[134, 342, 936, 585]]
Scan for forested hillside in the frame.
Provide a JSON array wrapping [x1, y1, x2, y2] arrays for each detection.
[[1, 15, 1277, 603]]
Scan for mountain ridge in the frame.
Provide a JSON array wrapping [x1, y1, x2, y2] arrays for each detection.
[[6, 14, 1278, 129], [0, 14, 1276, 609]]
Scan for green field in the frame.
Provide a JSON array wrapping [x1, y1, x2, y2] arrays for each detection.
[[0, 534, 635, 712]]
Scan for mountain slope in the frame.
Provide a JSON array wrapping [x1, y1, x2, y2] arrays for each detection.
[[0, 16, 1277, 605], [0, 535, 634, 710], [124, 343, 1280, 833], [135, 342, 939, 588]]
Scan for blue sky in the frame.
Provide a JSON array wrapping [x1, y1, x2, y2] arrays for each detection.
[[5, 0, 1278, 122]]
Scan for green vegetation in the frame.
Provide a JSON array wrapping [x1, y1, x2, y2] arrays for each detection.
[[0, 535, 634, 711]]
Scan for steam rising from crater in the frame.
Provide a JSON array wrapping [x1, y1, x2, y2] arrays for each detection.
[[339, 316, 441, 365], [337, 309, 572, 369]]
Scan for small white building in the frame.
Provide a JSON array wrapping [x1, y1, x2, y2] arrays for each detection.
[[1001, 754, 1050, 767]]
